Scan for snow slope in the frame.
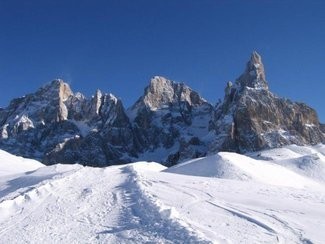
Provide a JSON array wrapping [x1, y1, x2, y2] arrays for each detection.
[[166, 151, 321, 188], [249, 144, 325, 182], [0, 149, 44, 176], [1, 146, 325, 243]]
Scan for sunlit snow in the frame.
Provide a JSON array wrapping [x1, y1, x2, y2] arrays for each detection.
[[0, 145, 325, 243]]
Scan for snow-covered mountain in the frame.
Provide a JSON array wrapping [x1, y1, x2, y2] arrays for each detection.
[[0, 52, 324, 166], [0, 80, 135, 166], [1, 145, 325, 243], [128, 76, 213, 164], [209, 51, 324, 153]]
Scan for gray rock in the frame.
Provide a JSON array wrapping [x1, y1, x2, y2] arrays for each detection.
[[236, 51, 268, 90], [0, 53, 323, 166], [210, 52, 324, 153], [0, 79, 134, 166], [320, 123, 325, 133], [128, 76, 213, 164]]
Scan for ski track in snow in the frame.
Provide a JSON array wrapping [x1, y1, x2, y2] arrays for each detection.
[[136, 168, 325, 244], [0, 165, 208, 243], [1, 145, 325, 243]]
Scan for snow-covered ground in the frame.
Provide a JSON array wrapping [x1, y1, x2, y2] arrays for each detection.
[[0, 145, 325, 243], [0, 149, 44, 176]]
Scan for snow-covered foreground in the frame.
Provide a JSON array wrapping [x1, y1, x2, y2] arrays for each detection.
[[0, 145, 325, 243]]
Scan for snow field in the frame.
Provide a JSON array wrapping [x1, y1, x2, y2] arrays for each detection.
[[0, 145, 325, 243]]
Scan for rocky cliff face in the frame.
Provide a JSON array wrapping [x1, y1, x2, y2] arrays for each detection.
[[0, 53, 323, 166], [321, 124, 325, 133], [129, 76, 213, 165], [0, 80, 135, 166], [209, 52, 324, 152]]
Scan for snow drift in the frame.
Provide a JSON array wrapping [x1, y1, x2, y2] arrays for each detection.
[[0, 149, 44, 176], [1, 145, 325, 243]]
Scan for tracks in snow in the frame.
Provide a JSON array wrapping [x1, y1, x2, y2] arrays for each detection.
[[1, 162, 316, 243], [0, 164, 209, 243], [120, 165, 210, 243], [139, 172, 316, 243]]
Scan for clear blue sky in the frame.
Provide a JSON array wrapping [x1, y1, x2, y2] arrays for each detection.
[[0, 0, 324, 121]]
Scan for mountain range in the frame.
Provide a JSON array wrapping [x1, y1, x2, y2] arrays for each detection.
[[0, 52, 324, 166]]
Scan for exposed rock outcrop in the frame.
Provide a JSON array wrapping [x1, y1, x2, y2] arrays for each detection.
[[236, 51, 268, 90], [209, 52, 324, 152], [0, 53, 323, 166], [320, 124, 325, 134], [0, 80, 135, 165], [129, 76, 213, 165]]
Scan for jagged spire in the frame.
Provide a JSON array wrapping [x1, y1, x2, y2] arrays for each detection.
[[89, 89, 102, 116], [236, 51, 268, 90]]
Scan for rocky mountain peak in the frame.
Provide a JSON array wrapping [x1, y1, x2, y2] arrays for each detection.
[[51, 78, 64, 85], [236, 51, 268, 90], [211, 52, 324, 153], [106, 93, 119, 104], [142, 76, 175, 110], [149, 76, 173, 89], [135, 76, 207, 111], [40, 79, 73, 102], [0, 53, 323, 167]]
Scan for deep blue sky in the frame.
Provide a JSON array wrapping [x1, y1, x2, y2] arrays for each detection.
[[0, 0, 324, 121]]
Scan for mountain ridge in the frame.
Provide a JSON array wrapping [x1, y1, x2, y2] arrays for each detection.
[[0, 52, 324, 166]]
